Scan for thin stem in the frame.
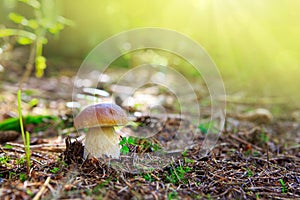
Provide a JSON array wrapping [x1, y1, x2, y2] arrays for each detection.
[[17, 90, 26, 146], [17, 90, 31, 174]]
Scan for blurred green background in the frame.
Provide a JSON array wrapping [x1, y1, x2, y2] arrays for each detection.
[[1, 0, 300, 107]]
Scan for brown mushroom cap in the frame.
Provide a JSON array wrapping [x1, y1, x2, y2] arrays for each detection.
[[74, 103, 128, 129]]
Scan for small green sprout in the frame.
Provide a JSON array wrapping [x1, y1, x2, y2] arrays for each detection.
[[198, 121, 218, 134], [255, 193, 260, 199], [168, 190, 179, 200], [16, 156, 25, 166], [246, 168, 253, 178], [279, 178, 287, 193], [119, 136, 135, 155], [165, 165, 191, 184], [28, 98, 39, 107], [50, 167, 60, 174], [184, 157, 195, 163], [260, 131, 269, 143], [19, 173, 27, 182], [120, 136, 161, 155], [182, 149, 188, 157], [8, 171, 15, 179], [3, 144, 13, 149], [18, 90, 31, 174], [0, 156, 11, 166], [144, 173, 154, 182]]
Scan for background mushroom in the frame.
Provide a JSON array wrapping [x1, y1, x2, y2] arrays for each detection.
[[74, 103, 128, 159]]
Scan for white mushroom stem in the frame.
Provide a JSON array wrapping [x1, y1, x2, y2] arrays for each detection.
[[84, 127, 120, 159]]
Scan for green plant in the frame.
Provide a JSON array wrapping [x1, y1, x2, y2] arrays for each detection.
[[243, 149, 250, 156], [184, 157, 194, 163], [50, 167, 60, 174], [18, 90, 31, 174], [119, 136, 136, 155], [26, 189, 34, 197], [259, 130, 269, 144], [8, 171, 16, 179], [143, 173, 154, 182], [85, 181, 109, 197], [56, 157, 68, 167], [120, 136, 162, 155], [139, 138, 161, 152], [182, 149, 188, 157], [28, 98, 39, 107], [3, 144, 13, 149], [0, 0, 73, 82], [245, 168, 253, 178], [279, 178, 287, 193], [16, 156, 25, 166], [198, 121, 218, 134], [19, 173, 27, 182], [0, 115, 57, 132], [165, 164, 191, 184], [206, 193, 213, 200], [0, 156, 11, 166], [167, 190, 179, 200], [253, 151, 260, 157], [182, 149, 195, 163], [255, 193, 260, 199]]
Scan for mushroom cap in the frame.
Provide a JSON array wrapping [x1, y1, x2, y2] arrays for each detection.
[[74, 103, 128, 129]]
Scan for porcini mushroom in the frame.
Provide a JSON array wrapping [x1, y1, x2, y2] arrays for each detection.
[[74, 103, 128, 159]]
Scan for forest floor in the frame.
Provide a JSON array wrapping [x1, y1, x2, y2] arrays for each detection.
[[0, 64, 299, 200]]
